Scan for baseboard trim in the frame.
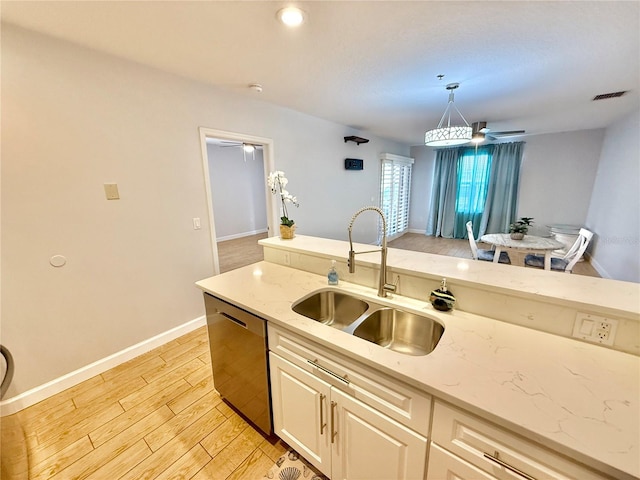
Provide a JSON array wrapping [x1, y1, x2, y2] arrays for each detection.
[[217, 228, 268, 243], [0, 316, 207, 416], [587, 254, 611, 279]]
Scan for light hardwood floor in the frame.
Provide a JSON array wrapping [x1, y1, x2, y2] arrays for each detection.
[[8, 326, 287, 480], [217, 231, 600, 277], [217, 232, 268, 273]]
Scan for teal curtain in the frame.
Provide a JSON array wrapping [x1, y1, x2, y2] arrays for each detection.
[[453, 147, 491, 238], [426, 148, 458, 238], [427, 142, 524, 239], [480, 142, 524, 234]]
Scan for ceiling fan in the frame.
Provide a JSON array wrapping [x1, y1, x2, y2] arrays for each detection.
[[218, 140, 263, 151], [217, 140, 263, 161], [471, 121, 526, 143]]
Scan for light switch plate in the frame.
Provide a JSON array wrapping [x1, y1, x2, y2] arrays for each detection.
[[572, 312, 618, 346], [104, 183, 120, 200]]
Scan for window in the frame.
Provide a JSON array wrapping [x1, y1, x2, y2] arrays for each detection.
[[455, 148, 491, 215], [380, 153, 414, 240]]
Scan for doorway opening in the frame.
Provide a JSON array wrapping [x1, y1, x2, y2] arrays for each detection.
[[199, 128, 276, 275]]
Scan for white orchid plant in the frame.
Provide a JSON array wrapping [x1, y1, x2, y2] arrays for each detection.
[[267, 171, 299, 227]]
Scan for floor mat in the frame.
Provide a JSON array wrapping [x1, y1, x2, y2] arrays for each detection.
[[263, 450, 328, 480]]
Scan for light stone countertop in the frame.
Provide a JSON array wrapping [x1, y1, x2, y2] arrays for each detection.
[[259, 235, 640, 319], [196, 262, 640, 480]]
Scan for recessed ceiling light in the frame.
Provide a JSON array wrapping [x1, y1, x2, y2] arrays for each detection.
[[277, 7, 305, 27]]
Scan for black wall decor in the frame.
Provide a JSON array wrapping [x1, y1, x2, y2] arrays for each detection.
[[344, 136, 369, 145], [345, 158, 364, 170]]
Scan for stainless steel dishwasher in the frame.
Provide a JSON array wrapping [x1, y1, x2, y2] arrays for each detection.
[[204, 293, 272, 435]]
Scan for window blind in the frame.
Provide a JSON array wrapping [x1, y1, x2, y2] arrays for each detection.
[[379, 153, 414, 241]]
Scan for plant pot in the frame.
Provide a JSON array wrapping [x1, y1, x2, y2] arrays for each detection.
[[510, 232, 525, 240], [279, 224, 296, 240]]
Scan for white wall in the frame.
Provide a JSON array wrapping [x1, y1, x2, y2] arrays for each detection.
[[0, 25, 408, 400], [276, 127, 403, 243], [517, 130, 604, 236], [207, 144, 267, 240], [408, 146, 435, 232], [586, 109, 640, 282], [407, 130, 604, 237]]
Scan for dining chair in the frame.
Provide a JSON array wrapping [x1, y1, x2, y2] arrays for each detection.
[[466, 221, 511, 264], [524, 228, 593, 273]]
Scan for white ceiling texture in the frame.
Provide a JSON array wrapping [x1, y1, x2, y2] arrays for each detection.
[[2, 1, 638, 145]]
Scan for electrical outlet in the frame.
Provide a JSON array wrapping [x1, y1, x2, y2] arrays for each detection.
[[572, 313, 618, 346]]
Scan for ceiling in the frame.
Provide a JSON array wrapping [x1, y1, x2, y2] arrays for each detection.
[[2, 1, 638, 145]]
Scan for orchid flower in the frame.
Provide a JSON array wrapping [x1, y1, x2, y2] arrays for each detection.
[[268, 171, 299, 227]]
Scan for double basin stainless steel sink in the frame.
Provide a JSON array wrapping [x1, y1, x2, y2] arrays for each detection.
[[292, 289, 444, 356]]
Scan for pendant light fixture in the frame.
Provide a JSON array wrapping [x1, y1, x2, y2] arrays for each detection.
[[425, 83, 472, 147]]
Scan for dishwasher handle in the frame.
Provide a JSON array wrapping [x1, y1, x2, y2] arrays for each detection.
[[204, 293, 267, 338], [219, 312, 247, 328]]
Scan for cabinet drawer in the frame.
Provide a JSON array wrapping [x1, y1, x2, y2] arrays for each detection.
[[427, 443, 497, 480], [431, 401, 610, 480], [268, 324, 431, 436]]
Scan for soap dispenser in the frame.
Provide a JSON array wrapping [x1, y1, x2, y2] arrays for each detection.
[[429, 278, 456, 311], [328, 260, 339, 285]]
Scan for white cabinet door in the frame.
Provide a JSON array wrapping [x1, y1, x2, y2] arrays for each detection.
[[330, 388, 428, 480], [269, 352, 332, 476]]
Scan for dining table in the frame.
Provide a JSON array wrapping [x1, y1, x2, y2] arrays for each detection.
[[479, 233, 565, 270]]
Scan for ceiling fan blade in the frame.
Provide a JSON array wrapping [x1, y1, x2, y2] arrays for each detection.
[[472, 122, 526, 141], [489, 130, 526, 136], [218, 142, 263, 149]]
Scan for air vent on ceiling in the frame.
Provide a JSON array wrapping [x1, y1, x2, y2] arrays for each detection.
[[592, 91, 628, 101]]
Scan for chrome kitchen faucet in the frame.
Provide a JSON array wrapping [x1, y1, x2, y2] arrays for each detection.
[[347, 206, 397, 298]]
